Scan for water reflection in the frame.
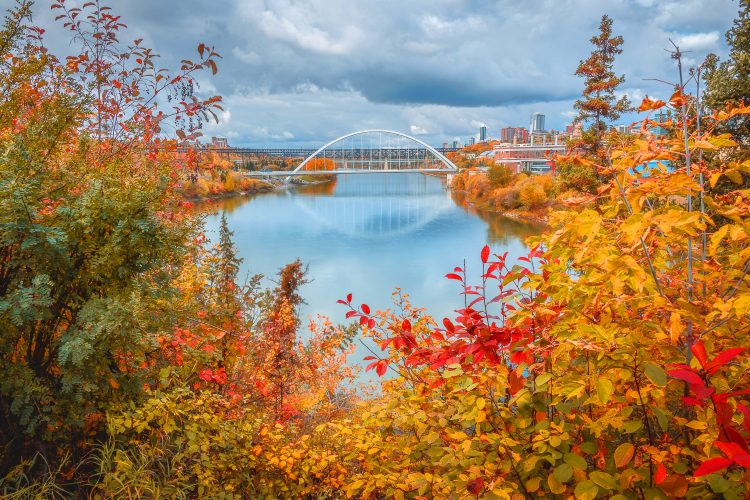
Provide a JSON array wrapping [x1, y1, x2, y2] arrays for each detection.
[[293, 174, 453, 239], [450, 192, 545, 246], [200, 173, 543, 377]]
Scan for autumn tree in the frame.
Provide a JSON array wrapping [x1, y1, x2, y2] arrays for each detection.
[[261, 260, 309, 418], [574, 14, 631, 152], [0, 0, 221, 478], [557, 15, 631, 193], [705, 0, 750, 157]]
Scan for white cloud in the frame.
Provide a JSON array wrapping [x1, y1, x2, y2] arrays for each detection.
[[256, 10, 362, 55], [232, 46, 262, 64], [673, 31, 721, 51], [8, 0, 739, 146]]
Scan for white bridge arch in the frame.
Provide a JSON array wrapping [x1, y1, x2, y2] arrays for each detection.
[[284, 129, 458, 183]]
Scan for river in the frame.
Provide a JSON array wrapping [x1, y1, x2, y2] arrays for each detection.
[[201, 172, 543, 375]]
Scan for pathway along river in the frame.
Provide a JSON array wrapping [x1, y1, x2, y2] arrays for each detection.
[[201, 172, 543, 377]]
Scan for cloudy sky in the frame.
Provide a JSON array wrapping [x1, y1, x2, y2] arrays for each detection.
[[9, 0, 741, 147]]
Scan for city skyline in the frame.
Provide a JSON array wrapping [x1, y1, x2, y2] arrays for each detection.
[[6, 0, 739, 147]]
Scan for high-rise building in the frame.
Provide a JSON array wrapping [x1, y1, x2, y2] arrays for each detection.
[[469, 137, 476, 145], [479, 126, 487, 142], [452, 139, 460, 149], [501, 127, 530, 144], [529, 113, 545, 134], [211, 136, 229, 148]]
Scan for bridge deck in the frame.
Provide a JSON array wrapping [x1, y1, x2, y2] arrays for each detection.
[[243, 168, 455, 177]]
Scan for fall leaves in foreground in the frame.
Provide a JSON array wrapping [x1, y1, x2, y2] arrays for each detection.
[[92, 94, 750, 498], [2, 0, 750, 498]]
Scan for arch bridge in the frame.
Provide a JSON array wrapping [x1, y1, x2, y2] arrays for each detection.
[[243, 130, 459, 183]]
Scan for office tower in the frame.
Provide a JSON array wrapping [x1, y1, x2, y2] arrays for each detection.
[[530, 113, 545, 133]]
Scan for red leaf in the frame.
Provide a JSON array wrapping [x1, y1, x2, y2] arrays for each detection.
[[467, 477, 484, 495], [668, 368, 703, 386], [706, 348, 744, 375], [508, 370, 525, 394], [402, 319, 411, 332], [693, 457, 733, 477], [481, 245, 490, 263], [716, 440, 747, 459], [445, 273, 462, 281], [346, 293, 353, 303], [443, 318, 455, 333], [529, 244, 543, 258], [375, 360, 388, 377], [691, 341, 708, 369], [361, 303, 370, 315], [681, 396, 706, 406], [655, 462, 667, 484], [739, 404, 750, 435], [510, 349, 527, 365]]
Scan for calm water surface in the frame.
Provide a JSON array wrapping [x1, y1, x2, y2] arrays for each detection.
[[201, 173, 543, 373]]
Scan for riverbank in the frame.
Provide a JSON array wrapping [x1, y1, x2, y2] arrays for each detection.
[[449, 170, 557, 226], [180, 178, 275, 202], [179, 171, 338, 203], [453, 192, 550, 225]]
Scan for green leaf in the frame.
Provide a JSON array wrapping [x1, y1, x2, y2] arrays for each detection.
[[596, 378, 615, 404], [652, 406, 670, 432], [535, 373, 553, 387], [623, 420, 643, 433], [574, 480, 599, 500], [643, 362, 667, 387], [564, 452, 588, 471], [707, 474, 731, 493], [589, 471, 618, 490], [553, 463, 573, 483], [580, 441, 598, 455]]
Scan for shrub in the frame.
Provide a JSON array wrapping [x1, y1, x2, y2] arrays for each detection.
[[464, 174, 491, 200], [536, 173, 554, 195], [224, 172, 237, 192], [492, 186, 520, 210], [451, 172, 466, 191], [554, 157, 601, 194], [195, 178, 211, 197], [518, 181, 547, 209], [487, 164, 514, 187]]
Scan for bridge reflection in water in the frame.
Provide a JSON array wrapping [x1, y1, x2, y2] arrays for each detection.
[[202, 172, 543, 382], [292, 174, 452, 239]]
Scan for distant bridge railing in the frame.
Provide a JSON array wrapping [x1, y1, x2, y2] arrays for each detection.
[[280, 130, 459, 183], [173, 146, 460, 159]]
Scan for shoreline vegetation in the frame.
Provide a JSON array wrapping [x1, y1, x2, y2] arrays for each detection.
[[178, 169, 336, 203], [448, 167, 559, 225]]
